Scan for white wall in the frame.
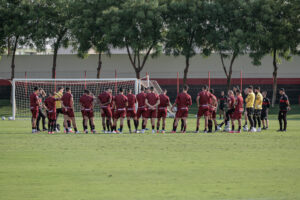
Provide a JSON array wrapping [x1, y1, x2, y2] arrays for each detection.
[[0, 53, 299, 79]]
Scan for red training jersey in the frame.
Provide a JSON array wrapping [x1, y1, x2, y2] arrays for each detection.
[[80, 94, 94, 109], [136, 92, 147, 108], [158, 94, 170, 108], [61, 93, 73, 107], [146, 92, 159, 106], [44, 97, 56, 111], [209, 94, 217, 107], [114, 94, 128, 109], [175, 92, 192, 108], [98, 92, 112, 107], [235, 95, 243, 112], [127, 93, 136, 109], [228, 95, 235, 109], [198, 91, 213, 106], [30, 93, 39, 108]]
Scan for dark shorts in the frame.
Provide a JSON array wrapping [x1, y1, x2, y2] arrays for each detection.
[[31, 107, 39, 118], [157, 108, 167, 118], [82, 109, 94, 118], [101, 107, 113, 118], [56, 108, 63, 114], [146, 109, 157, 118], [246, 108, 254, 115], [278, 110, 287, 120], [232, 110, 242, 120], [114, 109, 126, 119], [63, 108, 75, 118], [197, 106, 210, 117], [254, 109, 262, 116], [137, 108, 147, 119], [47, 111, 56, 120], [126, 109, 136, 118], [261, 110, 268, 120], [219, 104, 224, 111], [176, 108, 189, 118]]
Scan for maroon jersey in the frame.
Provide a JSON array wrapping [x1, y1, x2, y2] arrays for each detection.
[[198, 91, 213, 106], [30, 93, 39, 108], [209, 94, 217, 106], [80, 94, 94, 109], [61, 93, 73, 107], [235, 95, 243, 112], [175, 92, 192, 108], [98, 92, 112, 107], [146, 92, 159, 106], [127, 93, 136, 109], [114, 94, 128, 109], [44, 97, 56, 111], [136, 92, 147, 108], [228, 95, 235, 109], [158, 94, 170, 108]]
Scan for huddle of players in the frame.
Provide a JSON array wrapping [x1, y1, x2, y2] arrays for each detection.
[[30, 84, 290, 134]]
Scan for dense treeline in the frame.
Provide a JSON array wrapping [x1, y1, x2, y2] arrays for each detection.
[[0, 0, 299, 105]]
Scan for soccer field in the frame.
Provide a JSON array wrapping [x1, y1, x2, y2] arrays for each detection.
[[0, 115, 300, 200]]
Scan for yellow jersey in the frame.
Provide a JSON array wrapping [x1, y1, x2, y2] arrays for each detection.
[[55, 91, 63, 108], [254, 92, 263, 110], [245, 92, 255, 108]]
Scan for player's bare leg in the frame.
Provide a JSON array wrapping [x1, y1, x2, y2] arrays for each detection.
[[156, 117, 161, 133], [32, 117, 37, 133], [195, 117, 201, 133], [102, 116, 106, 133], [63, 115, 69, 133], [143, 118, 148, 133], [119, 117, 124, 133], [231, 119, 234, 131], [172, 118, 180, 133], [182, 117, 187, 133], [204, 116, 209, 133], [70, 117, 78, 133], [112, 118, 117, 133], [127, 117, 132, 133], [89, 117, 95, 133], [238, 119, 242, 132], [151, 118, 156, 133], [83, 116, 89, 133], [213, 117, 218, 131]]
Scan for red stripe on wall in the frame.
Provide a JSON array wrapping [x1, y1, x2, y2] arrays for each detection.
[[155, 78, 300, 85]]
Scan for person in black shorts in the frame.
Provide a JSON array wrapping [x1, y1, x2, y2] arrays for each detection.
[[261, 91, 270, 130], [218, 91, 227, 119], [278, 88, 290, 132], [36, 88, 47, 131]]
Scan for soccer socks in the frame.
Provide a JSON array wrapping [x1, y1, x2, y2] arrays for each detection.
[[67, 120, 71, 128], [219, 122, 224, 127], [238, 126, 241, 132], [120, 125, 123, 132], [127, 120, 131, 132], [181, 119, 184, 131], [134, 120, 138, 130], [208, 120, 213, 132], [173, 124, 177, 132], [231, 124, 235, 131]]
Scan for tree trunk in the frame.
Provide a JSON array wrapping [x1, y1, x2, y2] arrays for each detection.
[[272, 50, 278, 107], [226, 74, 232, 91], [135, 69, 140, 79], [96, 53, 102, 78], [52, 44, 59, 78], [10, 36, 19, 80], [183, 56, 190, 85]]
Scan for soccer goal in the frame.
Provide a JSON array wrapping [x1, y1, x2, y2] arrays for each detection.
[[12, 78, 140, 119]]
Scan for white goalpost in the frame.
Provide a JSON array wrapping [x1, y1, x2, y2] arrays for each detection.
[[12, 78, 140, 120], [12, 77, 174, 120]]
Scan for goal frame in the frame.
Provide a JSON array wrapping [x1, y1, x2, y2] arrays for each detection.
[[12, 78, 141, 120]]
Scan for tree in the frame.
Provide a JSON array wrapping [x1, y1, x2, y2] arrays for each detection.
[[1, 0, 35, 79], [104, 0, 163, 79], [248, 0, 300, 106], [34, 0, 74, 78], [207, 0, 250, 90], [70, 0, 113, 78], [163, 0, 210, 84]]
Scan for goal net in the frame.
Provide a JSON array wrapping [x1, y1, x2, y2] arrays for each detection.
[[12, 78, 139, 119]]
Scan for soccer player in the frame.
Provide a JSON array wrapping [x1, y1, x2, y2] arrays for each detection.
[[145, 86, 160, 133], [278, 88, 290, 132], [44, 92, 57, 134], [30, 87, 40, 133], [231, 89, 244, 133], [221, 90, 235, 132], [157, 89, 170, 133], [171, 85, 192, 133], [54, 87, 71, 132], [209, 89, 219, 132], [261, 91, 270, 130], [218, 91, 227, 119], [112, 87, 128, 133], [245, 85, 255, 132], [136, 87, 148, 133], [243, 88, 249, 131], [61, 87, 79, 133], [253, 86, 263, 132], [37, 88, 47, 132], [80, 90, 96, 134], [98, 88, 113, 133], [126, 89, 138, 133], [196, 85, 216, 133]]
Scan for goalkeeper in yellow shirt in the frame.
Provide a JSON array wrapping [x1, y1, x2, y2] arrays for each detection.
[[54, 87, 72, 132], [253, 86, 263, 132], [245, 85, 255, 132]]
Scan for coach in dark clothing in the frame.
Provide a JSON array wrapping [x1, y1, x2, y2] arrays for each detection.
[[278, 88, 290, 132]]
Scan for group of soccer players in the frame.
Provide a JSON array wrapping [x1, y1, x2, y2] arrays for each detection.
[[29, 83, 290, 134]]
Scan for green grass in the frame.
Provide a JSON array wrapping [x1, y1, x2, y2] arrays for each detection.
[[0, 116, 300, 200]]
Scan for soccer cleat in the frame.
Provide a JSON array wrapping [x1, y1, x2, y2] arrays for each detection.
[[43, 128, 48, 132], [257, 127, 261, 132], [250, 128, 256, 132], [181, 131, 186, 133], [157, 130, 160, 133], [75, 131, 80, 134], [85, 130, 89, 134], [55, 128, 60, 133], [171, 131, 176, 133], [119, 131, 123, 134], [216, 126, 221, 131], [141, 129, 145, 134], [276, 129, 283, 132], [48, 131, 52, 134], [92, 130, 96, 134], [236, 130, 241, 133], [112, 131, 117, 134], [69, 128, 73, 133], [161, 130, 165, 134], [203, 130, 208, 133], [243, 125, 248, 132], [194, 130, 199, 133], [152, 129, 155, 134]]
